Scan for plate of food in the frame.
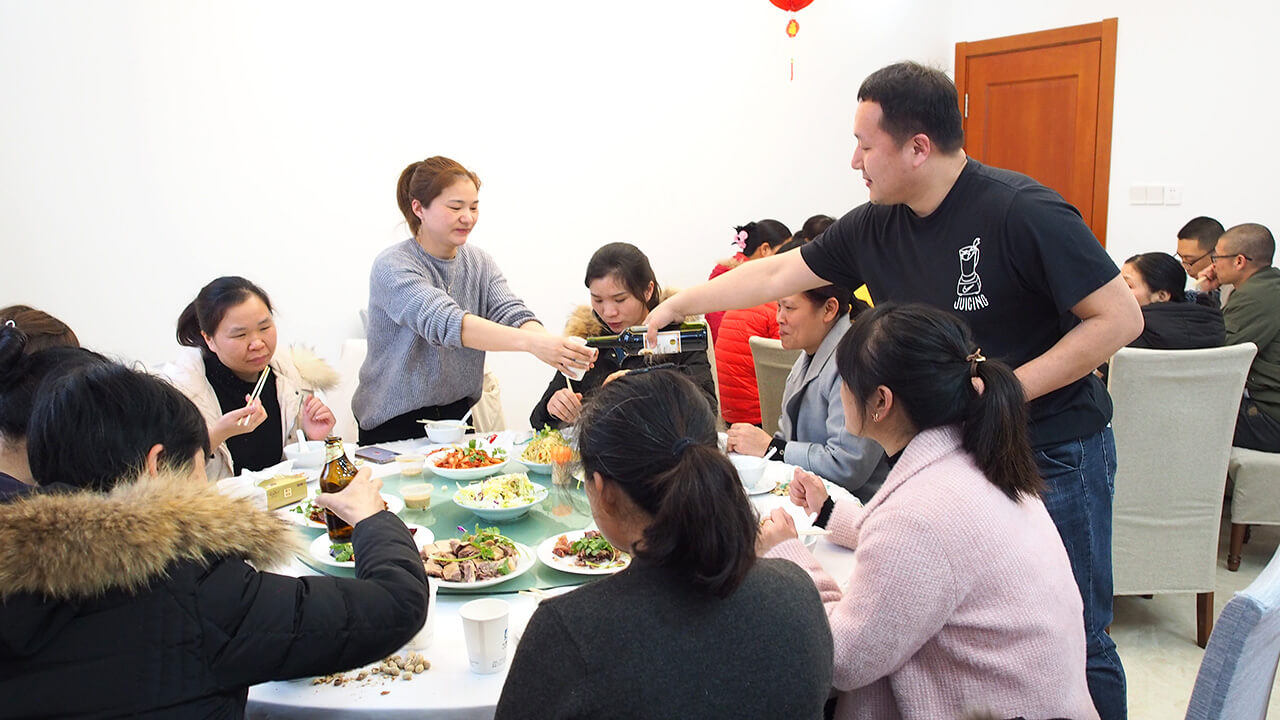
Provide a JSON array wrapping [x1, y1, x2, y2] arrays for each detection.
[[427, 440, 509, 481], [537, 529, 630, 575], [308, 522, 434, 570], [518, 425, 577, 474], [283, 492, 404, 529], [421, 526, 534, 590], [453, 473, 548, 521]]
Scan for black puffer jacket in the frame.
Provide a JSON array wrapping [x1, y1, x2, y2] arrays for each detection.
[[0, 473, 427, 719], [1130, 300, 1226, 350]]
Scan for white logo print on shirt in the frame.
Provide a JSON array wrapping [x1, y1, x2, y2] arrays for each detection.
[[953, 237, 989, 311]]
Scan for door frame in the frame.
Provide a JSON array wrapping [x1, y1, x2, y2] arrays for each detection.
[[955, 18, 1118, 245]]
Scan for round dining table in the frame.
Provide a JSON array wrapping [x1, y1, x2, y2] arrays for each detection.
[[246, 432, 858, 720]]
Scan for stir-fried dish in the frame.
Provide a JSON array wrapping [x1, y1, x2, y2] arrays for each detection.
[[421, 526, 518, 583], [552, 530, 628, 569], [432, 440, 507, 469]]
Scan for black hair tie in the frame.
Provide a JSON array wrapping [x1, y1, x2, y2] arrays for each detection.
[[671, 436, 698, 456]]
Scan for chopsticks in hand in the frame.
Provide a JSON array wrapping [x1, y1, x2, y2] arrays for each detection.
[[237, 366, 271, 427]]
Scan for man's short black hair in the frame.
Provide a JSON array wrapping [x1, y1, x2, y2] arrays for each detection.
[[857, 62, 965, 154], [1177, 216, 1225, 253]]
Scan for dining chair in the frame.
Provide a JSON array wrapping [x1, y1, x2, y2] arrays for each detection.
[[1227, 447, 1280, 571], [328, 338, 368, 443], [1184, 541, 1280, 719], [1108, 343, 1256, 648], [749, 336, 802, 437]]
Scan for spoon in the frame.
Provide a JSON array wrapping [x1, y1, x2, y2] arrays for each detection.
[[296, 429, 308, 452], [459, 408, 474, 425], [763, 446, 779, 462]]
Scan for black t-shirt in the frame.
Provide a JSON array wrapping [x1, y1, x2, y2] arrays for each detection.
[[800, 158, 1119, 448], [204, 352, 283, 472]]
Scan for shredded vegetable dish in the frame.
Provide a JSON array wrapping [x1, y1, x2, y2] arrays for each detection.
[[521, 425, 577, 464], [455, 473, 541, 508], [431, 439, 507, 469]]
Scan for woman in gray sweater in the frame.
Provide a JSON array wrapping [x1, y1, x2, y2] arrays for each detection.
[[496, 370, 834, 719], [354, 156, 596, 443]]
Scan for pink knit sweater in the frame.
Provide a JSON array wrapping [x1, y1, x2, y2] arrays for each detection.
[[768, 426, 1097, 720]]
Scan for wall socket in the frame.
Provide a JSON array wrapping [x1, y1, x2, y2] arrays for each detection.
[[1129, 184, 1183, 205]]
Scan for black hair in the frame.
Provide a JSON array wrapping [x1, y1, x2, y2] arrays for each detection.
[[584, 242, 663, 312], [1223, 222, 1276, 266], [177, 276, 274, 348], [576, 370, 757, 597], [1177, 216, 1225, 253], [0, 325, 108, 444], [858, 62, 965, 154], [835, 303, 1042, 502], [1124, 253, 1187, 303], [735, 219, 792, 257], [774, 237, 808, 255], [28, 364, 211, 491], [795, 214, 836, 242]]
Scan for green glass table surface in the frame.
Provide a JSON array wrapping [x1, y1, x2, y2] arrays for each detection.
[[294, 463, 603, 594]]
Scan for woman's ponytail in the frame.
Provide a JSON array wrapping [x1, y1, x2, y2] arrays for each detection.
[[396, 161, 422, 235], [962, 359, 1043, 501], [0, 324, 29, 388], [176, 300, 203, 347], [577, 370, 759, 597], [640, 444, 757, 597]]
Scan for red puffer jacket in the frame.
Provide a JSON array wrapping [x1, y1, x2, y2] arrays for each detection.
[[714, 301, 779, 425], [706, 254, 746, 342]]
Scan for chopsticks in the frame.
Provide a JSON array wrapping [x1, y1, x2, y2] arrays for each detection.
[[238, 366, 271, 426]]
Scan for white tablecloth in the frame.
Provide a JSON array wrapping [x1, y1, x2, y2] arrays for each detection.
[[247, 454, 856, 720]]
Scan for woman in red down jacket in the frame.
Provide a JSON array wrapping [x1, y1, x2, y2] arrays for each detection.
[[714, 226, 803, 426], [706, 220, 791, 342]]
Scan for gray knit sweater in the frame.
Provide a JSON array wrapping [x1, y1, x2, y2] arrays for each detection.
[[353, 239, 537, 429]]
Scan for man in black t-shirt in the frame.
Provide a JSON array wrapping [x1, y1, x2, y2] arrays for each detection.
[[645, 62, 1141, 720]]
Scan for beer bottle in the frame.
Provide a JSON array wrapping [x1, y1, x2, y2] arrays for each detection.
[[319, 435, 358, 542], [586, 321, 708, 359]]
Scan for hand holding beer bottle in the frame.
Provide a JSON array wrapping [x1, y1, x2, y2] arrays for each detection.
[[314, 465, 386, 537], [316, 436, 369, 542]]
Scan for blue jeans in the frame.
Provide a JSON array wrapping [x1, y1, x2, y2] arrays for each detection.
[[1036, 427, 1127, 720]]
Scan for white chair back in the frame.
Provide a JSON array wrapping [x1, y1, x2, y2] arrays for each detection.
[[750, 336, 802, 437], [1109, 343, 1256, 595], [1186, 542, 1280, 719], [327, 338, 367, 443]]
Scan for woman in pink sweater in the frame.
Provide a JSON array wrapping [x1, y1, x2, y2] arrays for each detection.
[[758, 303, 1098, 720]]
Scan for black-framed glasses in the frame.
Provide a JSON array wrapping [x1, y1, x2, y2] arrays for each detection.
[[1178, 250, 1211, 267], [1210, 252, 1254, 262]]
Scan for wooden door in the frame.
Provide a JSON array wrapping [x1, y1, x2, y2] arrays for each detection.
[[955, 19, 1117, 245]]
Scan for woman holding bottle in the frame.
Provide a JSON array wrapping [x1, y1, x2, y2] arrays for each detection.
[[529, 242, 717, 429], [355, 156, 595, 444]]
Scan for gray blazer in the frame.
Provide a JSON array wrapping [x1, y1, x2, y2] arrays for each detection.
[[775, 315, 888, 501]]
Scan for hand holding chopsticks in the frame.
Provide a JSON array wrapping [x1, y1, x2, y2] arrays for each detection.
[[237, 367, 271, 427]]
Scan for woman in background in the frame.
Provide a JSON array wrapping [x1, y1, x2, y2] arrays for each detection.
[[356, 156, 595, 443], [793, 214, 836, 243], [530, 242, 716, 428], [726, 277, 885, 501], [499, 370, 832, 719], [757, 304, 1096, 720], [1121, 252, 1225, 349], [0, 363, 427, 717], [705, 219, 790, 341], [164, 276, 338, 480]]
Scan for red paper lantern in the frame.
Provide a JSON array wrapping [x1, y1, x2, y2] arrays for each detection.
[[770, 0, 814, 10]]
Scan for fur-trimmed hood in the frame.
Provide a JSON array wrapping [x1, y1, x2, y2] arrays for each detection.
[[562, 288, 688, 338], [0, 472, 301, 600]]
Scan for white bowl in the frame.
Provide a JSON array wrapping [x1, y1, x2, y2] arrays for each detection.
[[729, 454, 767, 490], [283, 441, 325, 469], [452, 481, 549, 521], [424, 420, 466, 444]]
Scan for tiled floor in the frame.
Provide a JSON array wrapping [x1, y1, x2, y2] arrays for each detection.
[[1112, 517, 1279, 718]]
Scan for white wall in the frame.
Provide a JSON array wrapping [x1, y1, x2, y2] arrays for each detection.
[[2, 0, 1272, 430]]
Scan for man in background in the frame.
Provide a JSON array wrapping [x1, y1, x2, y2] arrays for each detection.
[[1176, 216, 1225, 306], [1203, 223, 1280, 451]]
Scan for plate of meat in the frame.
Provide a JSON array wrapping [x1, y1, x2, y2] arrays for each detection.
[[420, 526, 535, 591], [537, 529, 631, 576], [308, 523, 434, 570]]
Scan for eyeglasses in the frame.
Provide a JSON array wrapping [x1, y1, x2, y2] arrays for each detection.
[[1177, 250, 1210, 267], [1210, 252, 1254, 263]]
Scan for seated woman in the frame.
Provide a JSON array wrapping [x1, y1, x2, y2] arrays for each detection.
[[356, 156, 595, 444], [726, 281, 886, 501], [0, 323, 102, 495], [530, 242, 716, 428], [498, 370, 832, 719], [0, 363, 427, 717], [705, 219, 790, 341], [163, 276, 339, 480], [714, 235, 806, 426], [1122, 252, 1225, 349], [757, 304, 1097, 720]]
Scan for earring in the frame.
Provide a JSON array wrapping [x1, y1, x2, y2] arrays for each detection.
[[872, 412, 880, 422]]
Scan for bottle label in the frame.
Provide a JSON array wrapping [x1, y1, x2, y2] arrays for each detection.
[[644, 331, 681, 355], [323, 442, 344, 463]]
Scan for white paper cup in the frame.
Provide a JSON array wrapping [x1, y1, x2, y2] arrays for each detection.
[[561, 336, 595, 382], [459, 598, 509, 674], [405, 578, 438, 651]]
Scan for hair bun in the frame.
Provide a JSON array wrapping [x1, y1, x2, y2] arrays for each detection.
[[0, 325, 29, 381]]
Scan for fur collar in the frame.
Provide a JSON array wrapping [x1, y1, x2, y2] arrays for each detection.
[[561, 288, 687, 338], [0, 472, 302, 599]]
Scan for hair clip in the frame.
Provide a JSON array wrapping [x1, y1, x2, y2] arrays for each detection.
[[965, 349, 986, 377], [731, 230, 748, 251], [3, 320, 14, 328]]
